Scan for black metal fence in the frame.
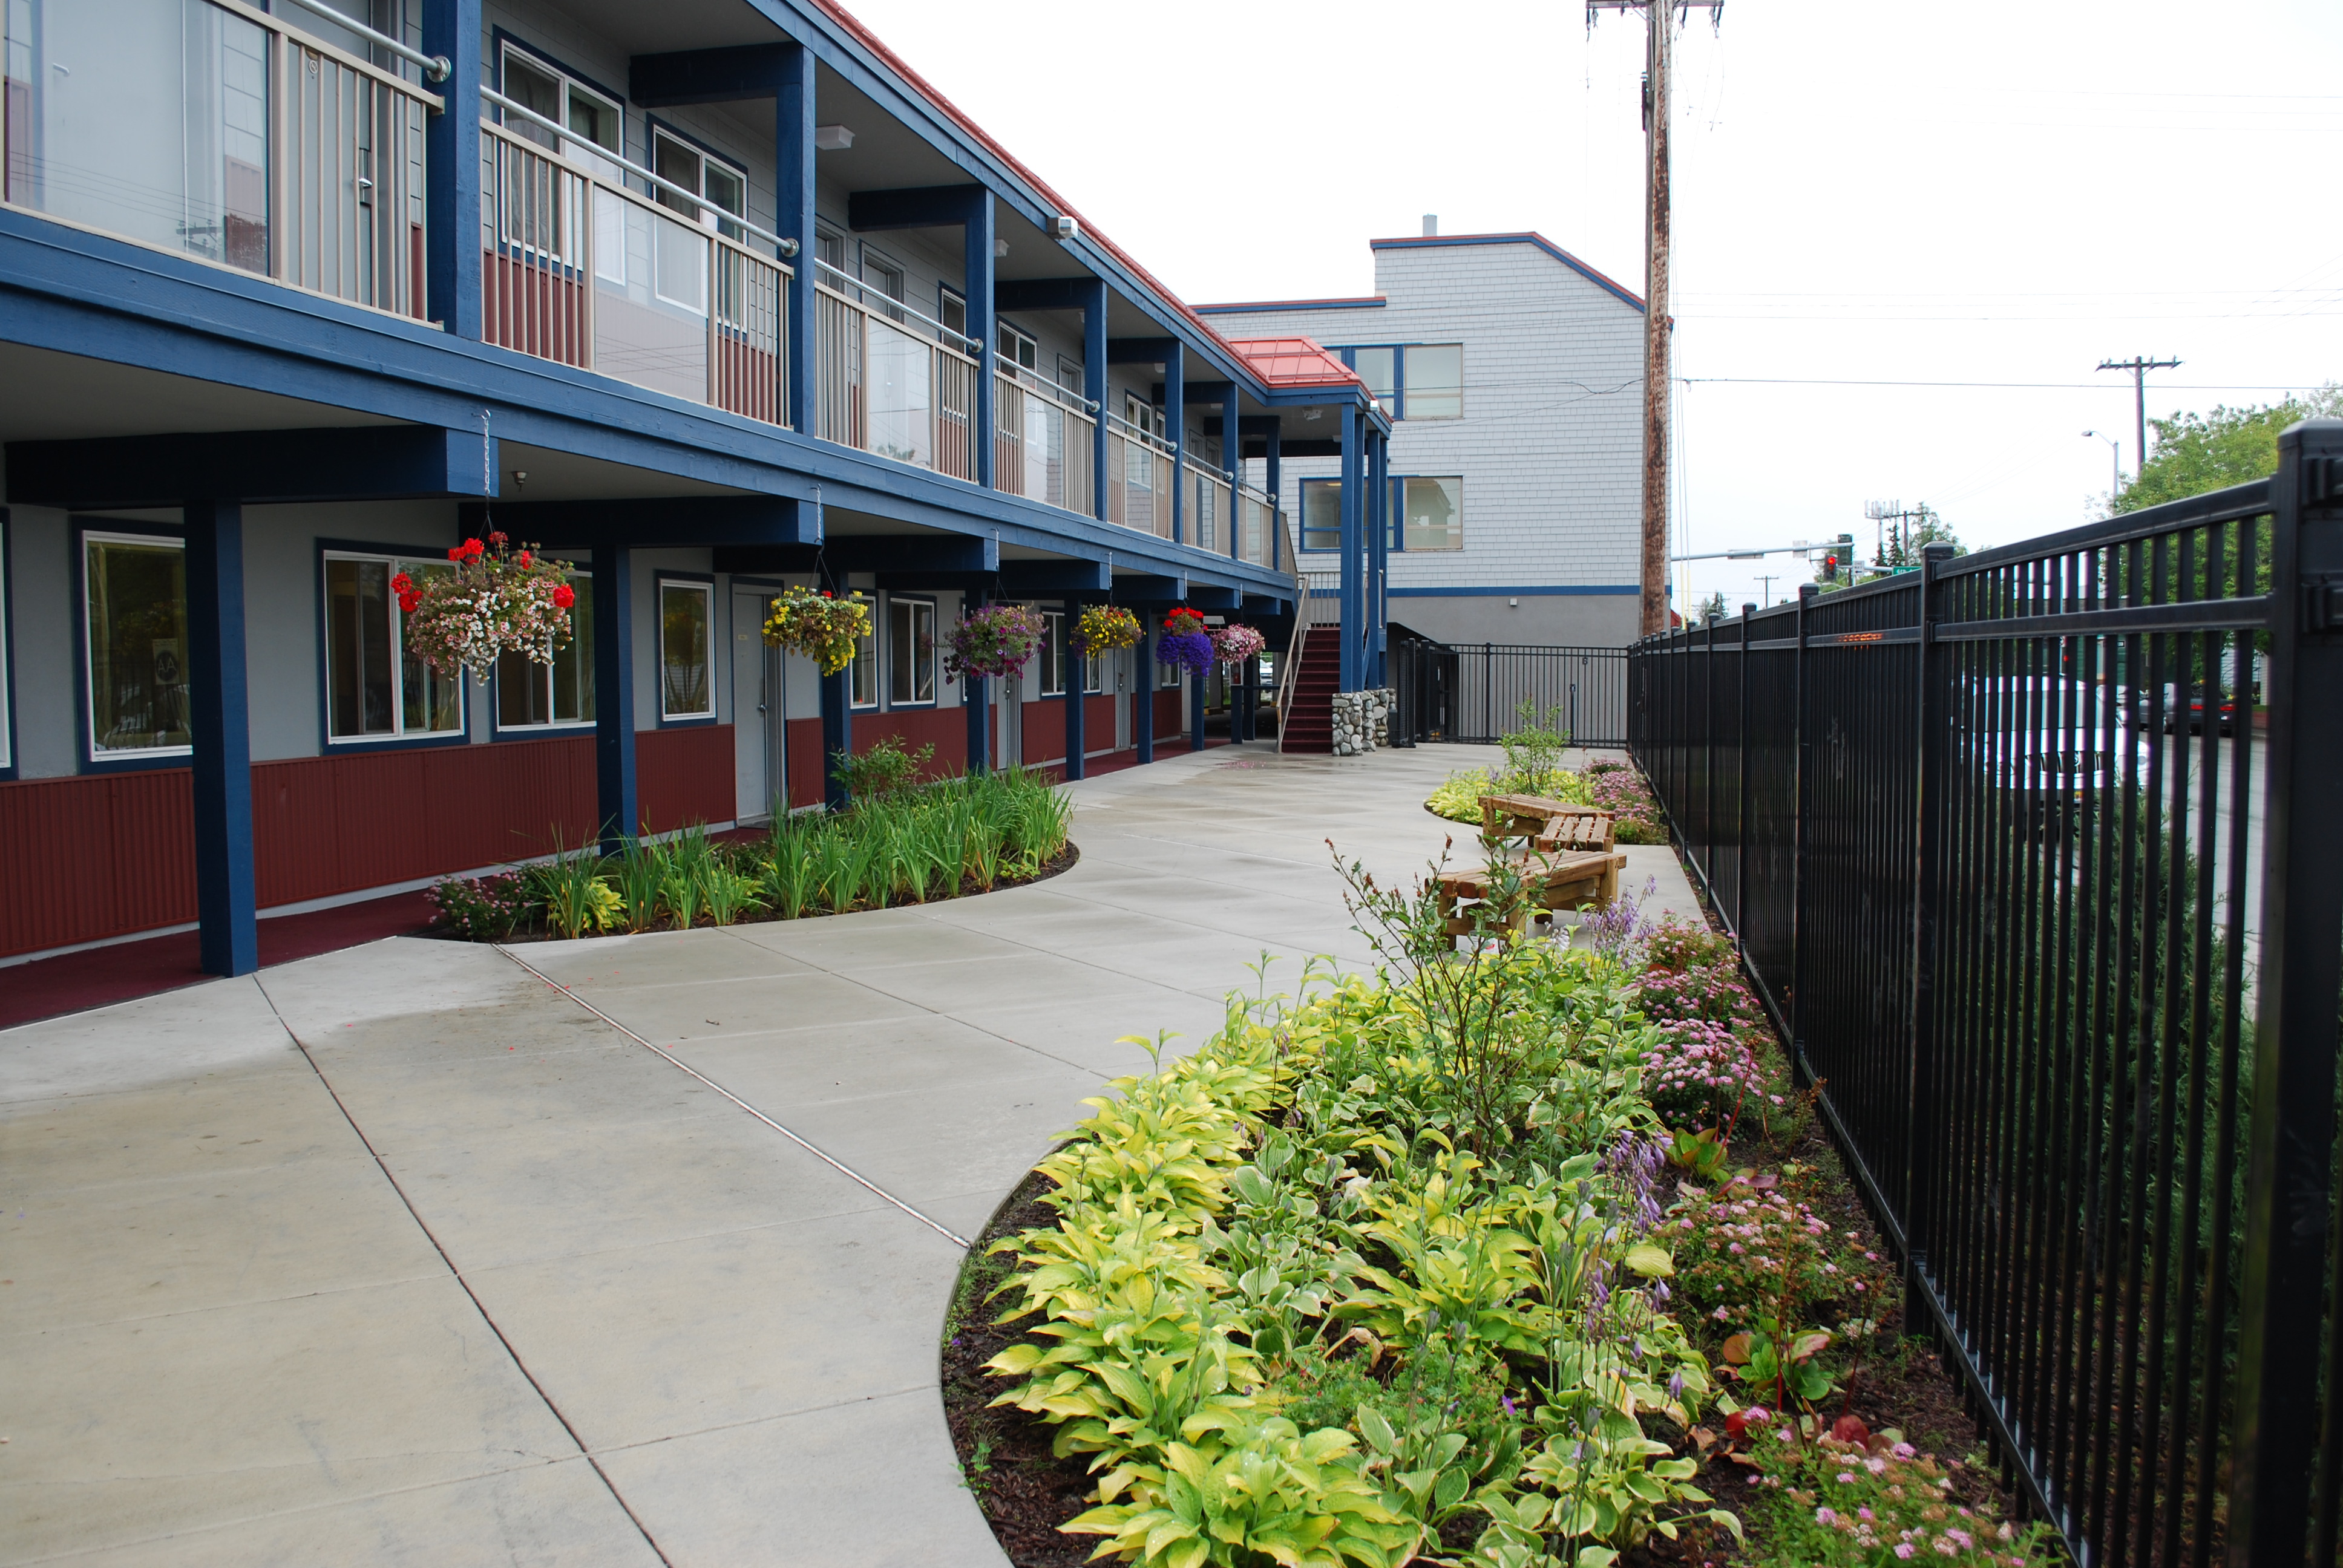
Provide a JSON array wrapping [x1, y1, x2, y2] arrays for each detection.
[[1389, 634, 1629, 746], [1628, 420, 2343, 1568]]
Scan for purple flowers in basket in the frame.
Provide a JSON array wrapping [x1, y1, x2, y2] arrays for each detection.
[[1155, 609, 1216, 678]]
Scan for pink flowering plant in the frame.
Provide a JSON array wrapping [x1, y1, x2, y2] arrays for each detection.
[[945, 604, 1046, 681], [399, 532, 576, 678], [1210, 622, 1266, 667], [1745, 1425, 2059, 1566], [1582, 757, 1668, 843], [1643, 1016, 1781, 1128], [1662, 1166, 1893, 1324]]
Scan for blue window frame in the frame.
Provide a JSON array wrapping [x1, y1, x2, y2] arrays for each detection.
[[1331, 344, 1463, 422]]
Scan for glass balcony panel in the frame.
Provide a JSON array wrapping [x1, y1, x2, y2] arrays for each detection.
[[592, 186, 708, 403], [865, 314, 933, 469]]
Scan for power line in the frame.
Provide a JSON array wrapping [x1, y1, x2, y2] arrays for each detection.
[[1681, 376, 2316, 391], [2098, 354, 2183, 467]]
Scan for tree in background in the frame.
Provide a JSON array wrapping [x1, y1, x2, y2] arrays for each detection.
[[2113, 384, 2341, 513], [1696, 590, 1728, 623], [1811, 505, 1965, 593]]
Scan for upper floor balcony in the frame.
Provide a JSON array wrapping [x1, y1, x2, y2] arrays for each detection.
[[2, 0, 1346, 582]]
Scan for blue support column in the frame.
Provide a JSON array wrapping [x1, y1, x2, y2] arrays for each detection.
[[1190, 668, 1205, 754], [184, 500, 257, 977], [1084, 282, 1109, 521], [1368, 431, 1389, 688], [1165, 344, 1185, 543], [1337, 403, 1362, 693], [1061, 599, 1086, 780], [1133, 619, 1156, 763], [421, 0, 483, 339], [964, 590, 990, 776], [821, 665, 852, 809], [964, 192, 996, 487], [778, 45, 817, 433], [591, 545, 637, 852]]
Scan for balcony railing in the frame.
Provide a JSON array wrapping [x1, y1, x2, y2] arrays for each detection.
[[1236, 483, 1283, 569], [1107, 415, 1175, 538], [813, 261, 978, 481], [1, 0, 437, 317], [479, 103, 788, 423], [1182, 459, 1231, 555], [993, 368, 1096, 517]]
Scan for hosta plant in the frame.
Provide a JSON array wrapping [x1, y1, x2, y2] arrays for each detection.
[[761, 584, 867, 675], [399, 532, 575, 678]]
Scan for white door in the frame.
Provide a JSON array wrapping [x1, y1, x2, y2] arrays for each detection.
[[732, 588, 784, 821]]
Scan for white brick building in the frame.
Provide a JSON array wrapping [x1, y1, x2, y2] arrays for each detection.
[[1200, 232, 1646, 647]]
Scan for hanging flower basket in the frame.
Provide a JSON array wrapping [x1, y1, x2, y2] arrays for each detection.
[[1155, 607, 1216, 678], [400, 534, 576, 678], [761, 585, 868, 676], [1211, 623, 1267, 667], [1072, 604, 1141, 653], [946, 603, 1047, 681]]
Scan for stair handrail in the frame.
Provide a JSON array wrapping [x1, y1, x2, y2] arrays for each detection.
[[1276, 570, 1342, 754]]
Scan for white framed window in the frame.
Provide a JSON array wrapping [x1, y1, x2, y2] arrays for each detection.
[[499, 47, 621, 165], [84, 532, 191, 759], [1400, 475, 1464, 551], [888, 597, 936, 706], [859, 243, 906, 321], [997, 319, 1038, 371], [1040, 610, 1065, 697], [938, 284, 966, 338], [1058, 354, 1084, 397], [848, 591, 877, 708], [496, 571, 594, 729], [1085, 646, 1106, 696], [658, 579, 714, 720], [322, 551, 464, 742], [649, 126, 745, 240], [1159, 654, 1182, 690], [815, 226, 846, 274]]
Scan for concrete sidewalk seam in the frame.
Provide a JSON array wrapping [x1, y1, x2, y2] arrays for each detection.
[[249, 972, 678, 1568], [493, 944, 975, 1250], [589, 1382, 943, 1457]]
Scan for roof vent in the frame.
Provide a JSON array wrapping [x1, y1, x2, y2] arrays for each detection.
[[1421, 214, 1437, 237], [814, 124, 854, 151]]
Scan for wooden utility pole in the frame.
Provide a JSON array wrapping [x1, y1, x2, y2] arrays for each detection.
[[1590, 1, 1720, 636]]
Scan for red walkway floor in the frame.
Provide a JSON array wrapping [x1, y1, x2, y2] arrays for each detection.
[[0, 890, 436, 1033]]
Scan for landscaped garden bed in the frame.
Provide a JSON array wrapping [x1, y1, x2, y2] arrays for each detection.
[[422, 739, 1075, 942], [943, 811, 2060, 1567], [1424, 707, 1667, 844]]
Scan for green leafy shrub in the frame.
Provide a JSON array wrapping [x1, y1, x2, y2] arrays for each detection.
[[1660, 1166, 1893, 1328], [1740, 1423, 2058, 1567], [833, 734, 936, 801], [1580, 761, 1666, 844]]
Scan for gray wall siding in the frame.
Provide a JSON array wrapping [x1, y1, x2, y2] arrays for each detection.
[[8, 507, 77, 779]]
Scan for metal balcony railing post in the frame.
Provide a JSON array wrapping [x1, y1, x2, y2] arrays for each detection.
[[2227, 418, 2343, 1566]]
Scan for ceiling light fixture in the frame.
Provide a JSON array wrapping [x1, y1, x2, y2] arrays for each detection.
[[813, 124, 854, 151]]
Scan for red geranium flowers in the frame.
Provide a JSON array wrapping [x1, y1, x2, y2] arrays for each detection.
[[552, 584, 576, 609]]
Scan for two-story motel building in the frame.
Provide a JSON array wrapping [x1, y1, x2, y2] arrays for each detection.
[[0, 0, 1403, 976]]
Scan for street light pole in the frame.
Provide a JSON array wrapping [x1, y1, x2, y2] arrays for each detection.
[[2083, 429, 2121, 498]]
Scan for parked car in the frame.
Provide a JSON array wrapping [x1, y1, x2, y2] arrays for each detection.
[[1953, 676, 2150, 835]]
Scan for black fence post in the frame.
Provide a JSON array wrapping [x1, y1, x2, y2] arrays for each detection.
[[1703, 615, 1716, 889], [1903, 544, 1955, 1330], [1791, 583, 1815, 1053], [1738, 603, 1755, 942], [2227, 418, 2343, 1566], [1483, 641, 1493, 740]]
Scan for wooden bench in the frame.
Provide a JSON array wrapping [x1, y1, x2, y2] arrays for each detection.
[[1434, 847, 1628, 941], [1480, 792, 1610, 852]]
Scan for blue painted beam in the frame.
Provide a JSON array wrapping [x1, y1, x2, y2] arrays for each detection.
[[461, 496, 820, 549], [422, 0, 482, 339], [1003, 560, 1111, 593], [1368, 430, 1389, 687], [965, 192, 995, 491], [1184, 584, 1242, 612], [8, 426, 495, 509], [847, 183, 988, 232], [0, 224, 1300, 595], [592, 546, 637, 853], [994, 278, 1103, 312], [1189, 670, 1205, 755], [184, 500, 257, 976], [1111, 575, 1187, 605], [1105, 338, 1179, 364], [828, 534, 1000, 573], [1339, 403, 1361, 693], [630, 42, 799, 105], [964, 587, 989, 776]]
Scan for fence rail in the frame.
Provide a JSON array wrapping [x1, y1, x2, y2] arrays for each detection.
[[1387, 639, 1630, 747], [1627, 422, 2343, 1568]]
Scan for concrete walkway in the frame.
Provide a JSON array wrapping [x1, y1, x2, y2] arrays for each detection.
[[1, 744, 1700, 1566]]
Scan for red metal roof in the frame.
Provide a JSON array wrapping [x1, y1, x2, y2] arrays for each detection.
[[1222, 338, 1363, 390]]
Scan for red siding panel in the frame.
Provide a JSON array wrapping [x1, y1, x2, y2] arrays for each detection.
[[785, 716, 825, 809], [1084, 694, 1118, 751], [0, 771, 198, 957], [637, 725, 736, 834], [851, 708, 967, 783], [1021, 699, 1065, 766], [1155, 688, 1184, 737]]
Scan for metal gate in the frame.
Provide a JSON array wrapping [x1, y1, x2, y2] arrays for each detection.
[[1390, 635, 1630, 747]]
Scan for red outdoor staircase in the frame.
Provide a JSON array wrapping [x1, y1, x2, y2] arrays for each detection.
[[1278, 624, 1340, 753]]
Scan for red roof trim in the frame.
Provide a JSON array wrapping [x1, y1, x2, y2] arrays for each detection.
[[810, 0, 1271, 380]]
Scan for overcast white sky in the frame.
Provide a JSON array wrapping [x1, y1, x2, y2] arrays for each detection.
[[842, 0, 2342, 612]]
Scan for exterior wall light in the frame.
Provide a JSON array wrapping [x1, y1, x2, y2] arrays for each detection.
[[814, 124, 854, 151], [995, 239, 1010, 258], [1051, 215, 1080, 241]]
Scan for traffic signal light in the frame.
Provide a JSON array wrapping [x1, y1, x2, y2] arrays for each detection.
[[1823, 553, 1839, 582]]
